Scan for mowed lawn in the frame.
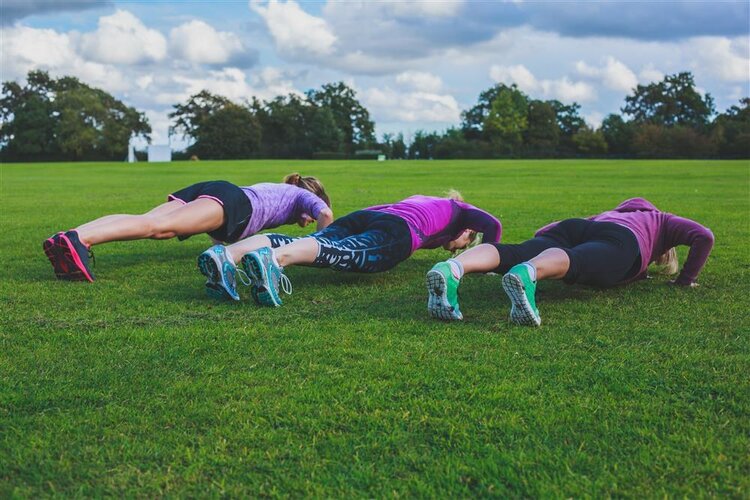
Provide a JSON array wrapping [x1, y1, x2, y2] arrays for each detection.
[[1, 159, 748, 497]]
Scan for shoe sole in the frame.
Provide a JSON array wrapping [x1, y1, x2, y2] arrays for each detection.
[[197, 252, 239, 301], [502, 273, 541, 327], [242, 253, 281, 307], [426, 270, 462, 320], [42, 234, 94, 282]]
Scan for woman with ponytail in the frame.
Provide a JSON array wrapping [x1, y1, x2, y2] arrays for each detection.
[[425, 198, 714, 325], [43, 173, 333, 284]]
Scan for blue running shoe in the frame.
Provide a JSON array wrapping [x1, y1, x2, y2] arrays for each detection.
[[241, 247, 292, 307], [198, 245, 240, 301]]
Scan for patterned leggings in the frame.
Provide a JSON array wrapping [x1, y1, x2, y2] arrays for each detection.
[[267, 210, 413, 273]]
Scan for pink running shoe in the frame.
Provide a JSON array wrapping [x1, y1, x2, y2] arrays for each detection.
[[42, 230, 95, 282]]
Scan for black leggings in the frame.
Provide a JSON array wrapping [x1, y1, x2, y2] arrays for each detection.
[[266, 210, 413, 273], [491, 219, 641, 287]]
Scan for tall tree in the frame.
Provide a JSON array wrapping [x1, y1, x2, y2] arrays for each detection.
[[524, 100, 559, 155], [483, 85, 529, 154], [460, 84, 508, 140], [712, 98, 750, 158], [169, 90, 231, 139], [622, 72, 715, 128], [1, 70, 150, 161], [191, 103, 261, 159], [306, 82, 375, 153], [600, 114, 635, 156]]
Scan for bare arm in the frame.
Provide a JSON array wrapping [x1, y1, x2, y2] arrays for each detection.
[[316, 208, 334, 231]]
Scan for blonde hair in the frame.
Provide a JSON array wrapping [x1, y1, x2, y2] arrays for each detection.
[[283, 172, 331, 207], [653, 247, 678, 275], [445, 189, 464, 202]]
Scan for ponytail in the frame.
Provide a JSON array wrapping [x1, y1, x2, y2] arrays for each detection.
[[282, 172, 331, 208]]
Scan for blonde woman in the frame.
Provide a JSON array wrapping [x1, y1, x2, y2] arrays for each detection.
[[202, 192, 502, 305], [427, 198, 714, 325], [43, 173, 333, 283]]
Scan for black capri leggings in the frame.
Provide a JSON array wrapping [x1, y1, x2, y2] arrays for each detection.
[[266, 210, 413, 273], [491, 219, 641, 287]]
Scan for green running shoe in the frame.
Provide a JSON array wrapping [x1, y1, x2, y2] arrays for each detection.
[[426, 261, 463, 320], [502, 264, 541, 326], [241, 247, 291, 307]]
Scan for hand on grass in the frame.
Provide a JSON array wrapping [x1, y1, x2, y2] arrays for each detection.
[[669, 280, 699, 288]]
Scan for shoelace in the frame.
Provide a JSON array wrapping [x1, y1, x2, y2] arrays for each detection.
[[236, 267, 253, 286], [277, 272, 293, 296]]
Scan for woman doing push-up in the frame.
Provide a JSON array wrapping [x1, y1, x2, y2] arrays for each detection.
[[197, 192, 502, 304], [43, 173, 332, 282], [426, 198, 714, 326]]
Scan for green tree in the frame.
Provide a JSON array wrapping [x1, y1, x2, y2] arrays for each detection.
[[1, 70, 150, 161], [712, 98, 750, 158], [600, 114, 635, 156], [483, 85, 529, 154], [572, 126, 608, 156], [306, 82, 375, 153], [169, 90, 231, 139], [461, 84, 507, 140], [191, 103, 261, 160], [622, 72, 715, 128], [548, 100, 586, 155], [524, 100, 559, 156], [254, 94, 343, 158]]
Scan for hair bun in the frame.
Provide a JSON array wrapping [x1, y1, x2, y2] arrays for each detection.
[[284, 173, 302, 185]]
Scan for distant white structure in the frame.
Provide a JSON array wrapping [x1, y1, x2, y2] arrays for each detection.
[[126, 136, 137, 163], [377, 154, 386, 161], [148, 144, 172, 163]]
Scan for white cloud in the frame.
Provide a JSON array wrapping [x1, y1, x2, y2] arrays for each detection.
[[387, 0, 464, 18], [490, 64, 597, 102], [489, 64, 538, 91], [396, 71, 443, 92], [251, 0, 337, 57], [363, 87, 460, 123], [0, 25, 128, 93], [639, 64, 664, 84], [169, 20, 244, 65], [689, 36, 750, 82], [78, 10, 167, 65], [576, 56, 638, 92]]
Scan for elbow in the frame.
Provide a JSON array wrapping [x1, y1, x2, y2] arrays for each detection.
[[317, 208, 334, 228]]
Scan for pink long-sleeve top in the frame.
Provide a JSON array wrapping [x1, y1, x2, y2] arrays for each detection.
[[535, 198, 714, 285], [366, 195, 502, 254]]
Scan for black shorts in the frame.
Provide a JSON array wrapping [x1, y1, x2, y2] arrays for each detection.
[[491, 219, 641, 287], [168, 181, 252, 243]]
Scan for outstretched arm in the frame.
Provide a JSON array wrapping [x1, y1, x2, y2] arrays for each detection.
[[664, 215, 715, 286]]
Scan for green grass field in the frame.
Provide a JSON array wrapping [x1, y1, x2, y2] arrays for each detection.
[[1, 159, 748, 497]]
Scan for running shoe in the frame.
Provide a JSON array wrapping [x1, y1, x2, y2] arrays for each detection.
[[502, 264, 541, 327], [240, 247, 291, 307], [198, 245, 240, 301], [42, 230, 95, 282], [426, 261, 463, 320]]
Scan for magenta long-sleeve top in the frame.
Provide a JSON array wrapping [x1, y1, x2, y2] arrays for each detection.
[[366, 195, 502, 254], [535, 198, 714, 285]]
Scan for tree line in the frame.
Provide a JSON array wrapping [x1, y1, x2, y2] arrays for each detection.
[[1, 70, 747, 162]]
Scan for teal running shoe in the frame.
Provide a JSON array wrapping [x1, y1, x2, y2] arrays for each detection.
[[502, 264, 541, 326], [241, 247, 292, 307], [198, 245, 240, 301], [426, 261, 463, 320]]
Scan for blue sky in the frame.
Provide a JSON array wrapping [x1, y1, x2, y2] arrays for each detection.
[[2, 0, 748, 149]]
